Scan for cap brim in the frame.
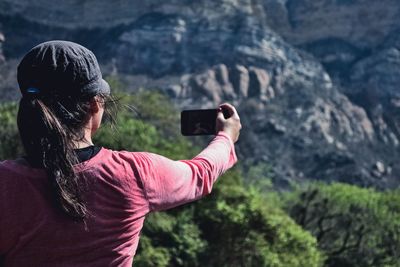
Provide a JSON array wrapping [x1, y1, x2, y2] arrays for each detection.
[[81, 78, 111, 96], [99, 78, 111, 95]]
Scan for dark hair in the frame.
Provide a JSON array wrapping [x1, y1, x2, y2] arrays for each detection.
[[17, 92, 116, 221]]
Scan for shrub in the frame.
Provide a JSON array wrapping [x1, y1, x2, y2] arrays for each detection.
[[0, 102, 23, 159], [193, 171, 323, 267], [286, 183, 400, 267]]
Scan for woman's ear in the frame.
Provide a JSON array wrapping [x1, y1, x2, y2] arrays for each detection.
[[89, 97, 101, 114]]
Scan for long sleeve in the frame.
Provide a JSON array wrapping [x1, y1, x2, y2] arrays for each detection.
[[133, 132, 237, 212]]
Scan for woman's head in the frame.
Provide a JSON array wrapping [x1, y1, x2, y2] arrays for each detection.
[[17, 40, 112, 221], [18, 40, 110, 99], [17, 40, 112, 144]]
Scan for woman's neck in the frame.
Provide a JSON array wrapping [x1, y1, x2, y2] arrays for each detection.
[[73, 123, 95, 149], [73, 101, 103, 149], [74, 139, 94, 149]]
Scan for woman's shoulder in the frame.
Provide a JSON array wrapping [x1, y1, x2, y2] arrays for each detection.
[[74, 147, 156, 171], [105, 148, 157, 165], [0, 160, 45, 194], [0, 158, 45, 177]]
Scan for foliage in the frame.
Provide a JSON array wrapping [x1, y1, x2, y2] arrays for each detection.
[[0, 102, 23, 159], [193, 170, 323, 267], [94, 89, 196, 159], [135, 210, 207, 267], [133, 235, 171, 267], [285, 183, 400, 267], [135, 169, 323, 267]]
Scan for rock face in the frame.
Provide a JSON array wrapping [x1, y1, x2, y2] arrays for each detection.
[[0, 0, 399, 188], [347, 38, 400, 160], [264, 0, 400, 47], [259, 0, 400, 187]]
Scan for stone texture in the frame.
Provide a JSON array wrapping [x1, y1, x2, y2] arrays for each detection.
[[346, 37, 400, 151], [230, 65, 250, 98], [248, 67, 274, 101], [263, 0, 400, 48], [187, 64, 236, 104]]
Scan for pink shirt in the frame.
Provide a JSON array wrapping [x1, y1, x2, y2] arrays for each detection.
[[0, 132, 237, 266]]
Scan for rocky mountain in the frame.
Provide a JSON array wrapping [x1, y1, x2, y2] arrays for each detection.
[[0, 0, 399, 188]]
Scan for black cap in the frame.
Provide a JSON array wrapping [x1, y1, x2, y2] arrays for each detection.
[[17, 40, 110, 98]]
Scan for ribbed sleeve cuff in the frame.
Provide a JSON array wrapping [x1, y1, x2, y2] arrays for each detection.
[[216, 131, 238, 166]]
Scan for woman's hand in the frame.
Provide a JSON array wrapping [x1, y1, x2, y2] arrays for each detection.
[[216, 103, 242, 143]]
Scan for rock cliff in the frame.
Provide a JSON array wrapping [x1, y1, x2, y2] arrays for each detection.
[[0, 0, 399, 188]]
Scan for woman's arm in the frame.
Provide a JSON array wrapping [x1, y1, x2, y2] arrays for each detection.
[[132, 132, 237, 211], [130, 104, 241, 211]]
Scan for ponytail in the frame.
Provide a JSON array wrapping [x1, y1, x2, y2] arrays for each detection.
[[17, 96, 90, 221]]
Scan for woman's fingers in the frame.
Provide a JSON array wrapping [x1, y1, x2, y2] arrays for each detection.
[[216, 103, 242, 143], [219, 103, 240, 119]]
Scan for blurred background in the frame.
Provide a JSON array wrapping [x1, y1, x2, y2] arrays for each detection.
[[0, 0, 399, 266]]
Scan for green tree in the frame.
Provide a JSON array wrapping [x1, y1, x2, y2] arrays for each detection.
[[135, 170, 323, 267], [0, 102, 23, 159], [135, 210, 207, 267], [94, 89, 196, 159], [193, 171, 323, 267], [286, 183, 400, 267]]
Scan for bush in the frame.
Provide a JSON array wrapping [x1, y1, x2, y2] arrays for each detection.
[[286, 183, 400, 267], [135, 210, 207, 267], [94, 89, 196, 159], [193, 171, 323, 267], [0, 102, 23, 159]]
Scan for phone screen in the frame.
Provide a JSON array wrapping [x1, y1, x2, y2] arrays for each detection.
[[181, 109, 218, 136]]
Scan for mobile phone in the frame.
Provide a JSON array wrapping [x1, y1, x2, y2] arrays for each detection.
[[181, 109, 219, 136]]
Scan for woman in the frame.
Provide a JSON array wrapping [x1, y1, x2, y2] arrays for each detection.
[[0, 40, 241, 266]]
